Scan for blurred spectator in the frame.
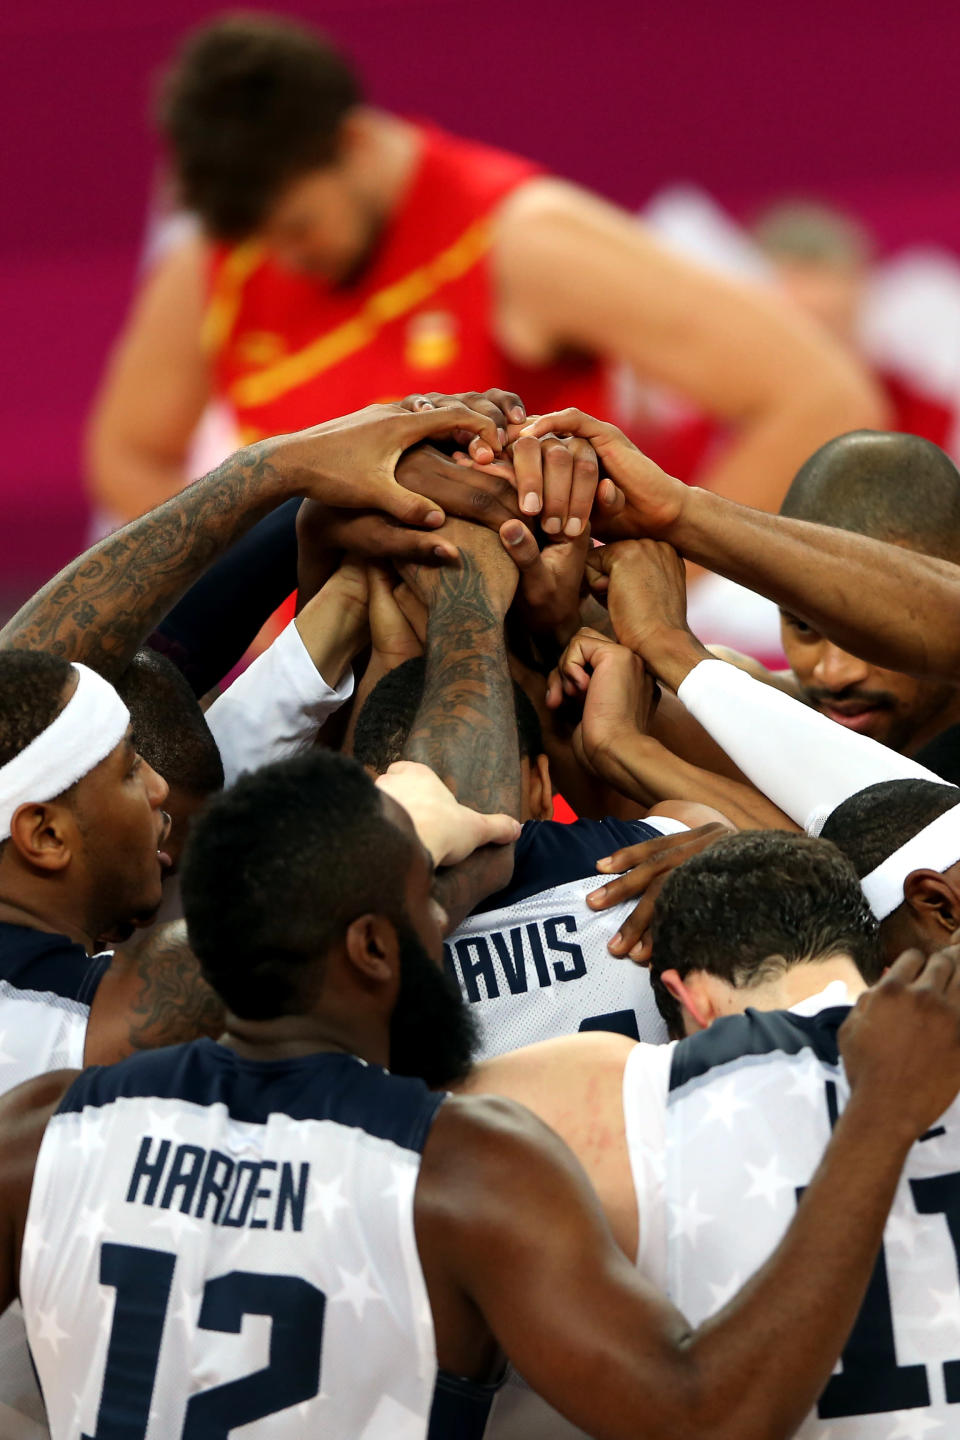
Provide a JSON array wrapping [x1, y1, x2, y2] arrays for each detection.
[[85, 13, 882, 530], [637, 186, 960, 662]]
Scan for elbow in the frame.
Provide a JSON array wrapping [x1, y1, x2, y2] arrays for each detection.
[[796, 361, 890, 440]]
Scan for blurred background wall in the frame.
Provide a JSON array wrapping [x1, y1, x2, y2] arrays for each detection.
[[3, 0, 960, 611]]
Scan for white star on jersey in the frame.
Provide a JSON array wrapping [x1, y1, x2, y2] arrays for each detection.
[[668, 1190, 711, 1244], [307, 1174, 349, 1226], [706, 1269, 746, 1309], [74, 1203, 109, 1248], [20, 1225, 49, 1269], [743, 1155, 795, 1208], [698, 1077, 752, 1131], [149, 1205, 196, 1242], [886, 1410, 946, 1439], [34, 1306, 68, 1355], [331, 1264, 382, 1320]]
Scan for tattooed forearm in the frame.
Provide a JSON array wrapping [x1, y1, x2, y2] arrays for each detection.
[[0, 445, 292, 681], [404, 549, 522, 819]]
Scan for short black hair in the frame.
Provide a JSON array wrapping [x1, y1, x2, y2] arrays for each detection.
[[353, 657, 543, 772], [650, 831, 881, 1038], [752, 199, 872, 268], [0, 651, 73, 768], [158, 13, 361, 239], [115, 649, 224, 797], [780, 431, 960, 562], [181, 751, 414, 1020], [820, 779, 960, 879]]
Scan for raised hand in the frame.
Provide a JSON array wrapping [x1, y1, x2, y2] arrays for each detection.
[[519, 408, 687, 539], [376, 760, 521, 868], [401, 387, 528, 463], [272, 399, 507, 524], [398, 515, 520, 619], [500, 518, 591, 650], [840, 944, 960, 1138]]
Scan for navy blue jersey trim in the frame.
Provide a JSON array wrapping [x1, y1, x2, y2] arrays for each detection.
[[471, 817, 663, 916], [0, 922, 110, 1007], [56, 1039, 445, 1154], [669, 1005, 850, 1093], [428, 1367, 504, 1439]]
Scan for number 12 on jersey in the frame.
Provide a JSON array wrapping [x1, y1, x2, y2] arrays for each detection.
[[83, 1242, 325, 1439]]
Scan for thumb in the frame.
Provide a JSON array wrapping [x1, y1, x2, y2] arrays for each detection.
[[470, 811, 523, 848], [377, 480, 446, 530], [399, 401, 500, 456]]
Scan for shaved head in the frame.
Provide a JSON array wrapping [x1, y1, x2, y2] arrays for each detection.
[[781, 431, 960, 562]]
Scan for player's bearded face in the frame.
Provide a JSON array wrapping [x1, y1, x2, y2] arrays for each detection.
[[388, 921, 478, 1088]]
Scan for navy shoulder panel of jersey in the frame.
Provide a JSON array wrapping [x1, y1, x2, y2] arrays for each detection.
[[56, 1038, 445, 1154], [669, 1005, 850, 1093], [471, 817, 663, 916], [0, 921, 110, 1006]]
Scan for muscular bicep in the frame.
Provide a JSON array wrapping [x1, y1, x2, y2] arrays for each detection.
[[84, 920, 224, 1066], [495, 181, 877, 422], [86, 237, 212, 514], [418, 1096, 699, 1440]]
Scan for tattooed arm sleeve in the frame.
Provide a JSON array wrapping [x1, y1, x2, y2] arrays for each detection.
[[402, 547, 522, 925], [0, 447, 293, 682]]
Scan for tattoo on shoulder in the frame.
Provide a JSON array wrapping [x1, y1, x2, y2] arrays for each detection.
[[127, 923, 224, 1051]]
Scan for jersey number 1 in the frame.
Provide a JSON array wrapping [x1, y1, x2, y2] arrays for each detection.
[[82, 1242, 325, 1438]]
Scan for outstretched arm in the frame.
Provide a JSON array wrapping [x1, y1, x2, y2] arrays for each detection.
[[400, 519, 523, 925], [522, 410, 960, 682], [1, 402, 507, 682], [421, 947, 960, 1440]]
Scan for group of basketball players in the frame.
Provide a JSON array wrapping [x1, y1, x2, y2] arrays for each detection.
[[4, 11, 960, 1439]]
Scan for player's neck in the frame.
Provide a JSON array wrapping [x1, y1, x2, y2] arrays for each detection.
[[219, 1011, 389, 1069], [741, 955, 867, 1013], [0, 885, 98, 953], [352, 109, 422, 218]]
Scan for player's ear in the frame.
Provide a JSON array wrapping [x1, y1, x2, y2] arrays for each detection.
[[344, 914, 399, 986], [903, 869, 960, 937], [529, 754, 553, 823], [658, 968, 712, 1032], [6, 802, 74, 873]]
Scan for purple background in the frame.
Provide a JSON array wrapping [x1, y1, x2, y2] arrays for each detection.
[[3, 0, 960, 608]]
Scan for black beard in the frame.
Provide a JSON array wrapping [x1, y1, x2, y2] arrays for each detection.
[[389, 924, 478, 1087]]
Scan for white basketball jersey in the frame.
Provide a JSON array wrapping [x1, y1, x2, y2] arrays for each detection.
[[625, 986, 960, 1436], [0, 921, 111, 1434], [446, 817, 682, 1060], [21, 1041, 497, 1440]]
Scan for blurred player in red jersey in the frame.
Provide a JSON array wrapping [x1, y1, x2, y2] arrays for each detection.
[[87, 13, 883, 528]]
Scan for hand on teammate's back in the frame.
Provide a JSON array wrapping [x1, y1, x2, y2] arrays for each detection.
[[587, 822, 733, 961], [840, 944, 960, 1138]]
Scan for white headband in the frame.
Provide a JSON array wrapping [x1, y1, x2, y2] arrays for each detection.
[[860, 804, 960, 921], [0, 663, 130, 841]]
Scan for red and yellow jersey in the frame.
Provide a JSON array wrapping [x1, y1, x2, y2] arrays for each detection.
[[203, 124, 608, 443]]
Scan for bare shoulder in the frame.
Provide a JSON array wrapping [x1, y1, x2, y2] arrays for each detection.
[[456, 1032, 636, 1106], [0, 1070, 77, 1191]]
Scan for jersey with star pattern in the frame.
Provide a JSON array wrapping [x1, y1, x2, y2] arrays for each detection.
[[20, 1040, 496, 1440]]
